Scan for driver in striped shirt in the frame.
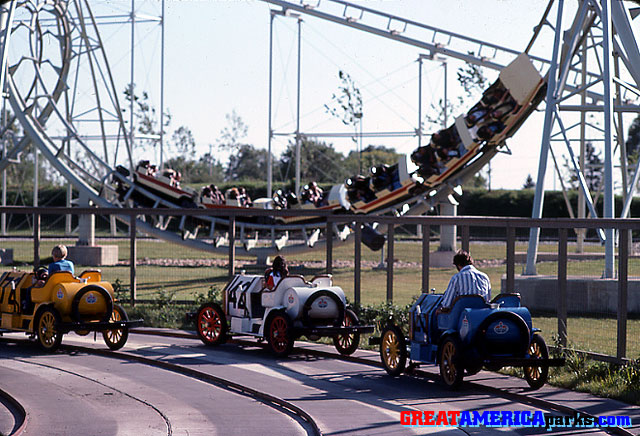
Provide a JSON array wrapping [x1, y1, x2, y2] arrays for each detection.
[[441, 249, 491, 308]]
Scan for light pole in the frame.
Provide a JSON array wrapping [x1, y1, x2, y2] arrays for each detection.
[[355, 112, 363, 174], [268, 9, 301, 196], [417, 53, 447, 146]]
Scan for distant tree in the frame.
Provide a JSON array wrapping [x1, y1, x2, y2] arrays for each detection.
[[227, 144, 267, 181], [279, 138, 346, 183], [563, 142, 602, 192], [626, 115, 640, 163], [325, 70, 364, 172], [164, 154, 224, 184], [170, 126, 196, 158], [200, 149, 225, 180], [425, 53, 487, 133], [343, 145, 401, 176], [523, 174, 535, 189], [325, 70, 363, 127], [457, 53, 488, 97], [123, 85, 171, 152], [463, 171, 488, 190], [0, 109, 62, 191], [216, 109, 248, 153]]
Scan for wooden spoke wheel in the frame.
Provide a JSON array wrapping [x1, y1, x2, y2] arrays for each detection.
[[36, 307, 63, 352], [103, 304, 130, 350], [333, 308, 360, 356], [196, 303, 227, 346], [523, 334, 549, 390], [439, 336, 464, 388], [266, 311, 294, 357], [380, 325, 406, 377]]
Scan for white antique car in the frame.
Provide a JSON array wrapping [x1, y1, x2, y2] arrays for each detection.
[[194, 273, 373, 356]]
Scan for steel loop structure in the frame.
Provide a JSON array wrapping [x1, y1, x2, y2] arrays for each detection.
[[0, 0, 639, 271]]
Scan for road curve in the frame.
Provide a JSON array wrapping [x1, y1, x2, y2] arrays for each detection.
[[1, 331, 637, 436], [0, 338, 308, 436]]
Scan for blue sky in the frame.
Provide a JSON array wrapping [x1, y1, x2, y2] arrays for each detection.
[[74, 1, 633, 190]]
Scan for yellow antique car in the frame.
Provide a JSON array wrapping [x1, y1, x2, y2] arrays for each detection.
[[0, 269, 141, 352]]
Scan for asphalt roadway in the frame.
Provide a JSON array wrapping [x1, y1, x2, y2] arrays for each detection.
[[1, 330, 638, 436]]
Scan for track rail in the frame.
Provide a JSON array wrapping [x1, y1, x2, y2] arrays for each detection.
[[0, 336, 321, 436], [0, 385, 27, 436], [133, 329, 636, 436]]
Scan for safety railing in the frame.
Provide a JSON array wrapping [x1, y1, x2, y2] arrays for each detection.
[[0, 205, 637, 363]]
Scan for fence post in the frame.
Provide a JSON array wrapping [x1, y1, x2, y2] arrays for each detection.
[[461, 225, 470, 253], [326, 219, 333, 275], [506, 226, 515, 292], [558, 228, 568, 347], [354, 222, 361, 305], [129, 213, 137, 306], [386, 224, 394, 302], [617, 228, 628, 360], [33, 212, 40, 267], [422, 224, 430, 292], [229, 216, 236, 278]]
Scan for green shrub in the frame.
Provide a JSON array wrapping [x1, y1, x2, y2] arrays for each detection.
[[122, 286, 221, 330], [353, 300, 412, 335]]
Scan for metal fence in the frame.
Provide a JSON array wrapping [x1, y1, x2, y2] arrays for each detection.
[[1, 206, 638, 363]]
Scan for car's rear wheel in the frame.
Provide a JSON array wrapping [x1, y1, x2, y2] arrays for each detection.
[[380, 325, 406, 376], [524, 334, 549, 390], [196, 303, 227, 346], [103, 304, 129, 350], [36, 307, 63, 352], [333, 308, 360, 356]]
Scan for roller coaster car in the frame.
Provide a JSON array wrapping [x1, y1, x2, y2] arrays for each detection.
[[346, 155, 423, 215], [379, 292, 564, 389], [193, 273, 374, 357], [0, 270, 142, 352], [132, 163, 198, 207]]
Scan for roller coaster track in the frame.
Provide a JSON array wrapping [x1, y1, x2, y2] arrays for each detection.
[[0, 0, 573, 259]]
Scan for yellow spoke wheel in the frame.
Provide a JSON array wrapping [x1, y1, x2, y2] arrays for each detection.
[[380, 325, 406, 377]]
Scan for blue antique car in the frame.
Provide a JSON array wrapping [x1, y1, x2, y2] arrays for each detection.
[[379, 292, 563, 389]]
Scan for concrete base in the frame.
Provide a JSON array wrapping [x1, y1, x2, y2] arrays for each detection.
[[67, 245, 119, 267], [429, 250, 456, 268], [0, 248, 13, 265], [501, 275, 640, 315]]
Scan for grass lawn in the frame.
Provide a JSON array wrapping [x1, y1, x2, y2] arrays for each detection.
[[532, 316, 640, 358]]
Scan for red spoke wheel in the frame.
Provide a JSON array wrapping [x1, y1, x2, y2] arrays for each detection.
[[333, 308, 360, 356], [196, 303, 227, 346], [103, 304, 130, 350], [266, 311, 294, 357], [36, 306, 63, 352], [439, 336, 464, 388], [524, 334, 549, 390]]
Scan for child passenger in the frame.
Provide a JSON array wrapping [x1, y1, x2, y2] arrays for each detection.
[[48, 244, 75, 275], [264, 256, 289, 290]]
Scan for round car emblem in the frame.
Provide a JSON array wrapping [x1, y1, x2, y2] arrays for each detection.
[[288, 295, 295, 304], [86, 293, 98, 304], [56, 289, 64, 300], [317, 298, 328, 308], [493, 321, 509, 335]]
